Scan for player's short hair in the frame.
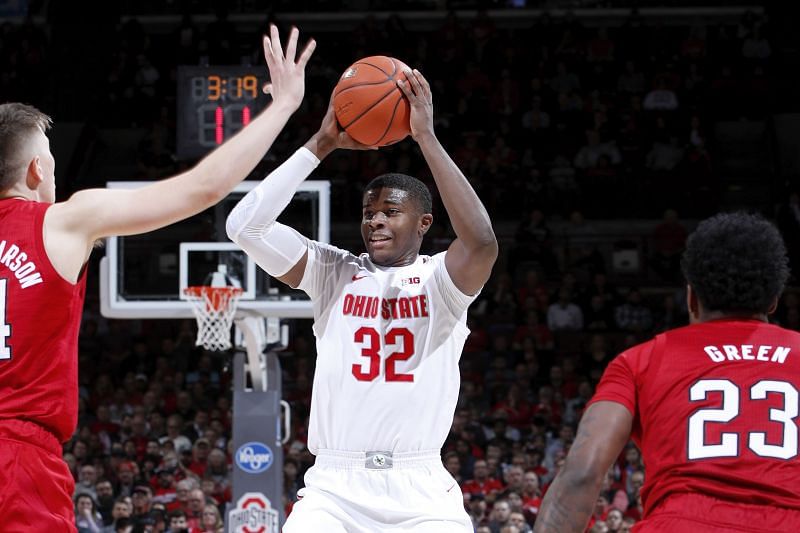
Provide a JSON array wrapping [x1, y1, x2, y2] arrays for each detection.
[[363, 173, 433, 214], [0, 103, 52, 192], [681, 212, 790, 315]]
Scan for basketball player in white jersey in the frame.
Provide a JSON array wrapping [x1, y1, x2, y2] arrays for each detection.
[[226, 70, 497, 531]]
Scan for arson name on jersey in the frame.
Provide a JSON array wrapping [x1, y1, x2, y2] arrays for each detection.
[[0, 240, 43, 288], [342, 293, 429, 320], [228, 492, 280, 533]]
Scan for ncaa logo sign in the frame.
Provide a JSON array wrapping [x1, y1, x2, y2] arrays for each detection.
[[235, 442, 273, 474], [228, 492, 279, 533]]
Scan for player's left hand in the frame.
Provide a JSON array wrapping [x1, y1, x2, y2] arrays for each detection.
[[397, 69, 435, 141], [261, 24, 316, 111]]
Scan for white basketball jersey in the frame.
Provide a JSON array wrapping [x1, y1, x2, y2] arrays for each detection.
[[297, 241, 476, 454]]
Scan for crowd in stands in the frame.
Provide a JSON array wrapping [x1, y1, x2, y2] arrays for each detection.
[[1, 5, 794, 533]]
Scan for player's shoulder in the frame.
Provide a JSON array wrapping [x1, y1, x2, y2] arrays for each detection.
[[0, 197, 47, 215], [617, 335, 660, 362], [618, 323, 707, 363], [756, 320, 800, 341]]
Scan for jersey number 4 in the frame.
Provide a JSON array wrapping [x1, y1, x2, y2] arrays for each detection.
[[688, 379, 799, 460], [352, 326, 414, 382], [0, 279, 10, 360]]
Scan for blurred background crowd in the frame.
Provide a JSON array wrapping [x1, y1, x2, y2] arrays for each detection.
[[1, 1, 797, 532]]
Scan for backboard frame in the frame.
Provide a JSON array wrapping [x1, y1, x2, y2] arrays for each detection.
[[99, 180, 329, 319]]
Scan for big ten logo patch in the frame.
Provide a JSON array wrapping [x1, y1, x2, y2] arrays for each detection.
[[401, 276, 420, 286], [228, 493, 279, 533]]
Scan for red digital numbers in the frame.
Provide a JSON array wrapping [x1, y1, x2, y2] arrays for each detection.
[[211, 105, 254, 145]]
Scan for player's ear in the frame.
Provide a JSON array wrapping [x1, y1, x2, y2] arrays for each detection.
[[767, 297, 779, 315], [25, 156, 43, 190], [686, 284, 700, 320], [419, 213, 433, 237]]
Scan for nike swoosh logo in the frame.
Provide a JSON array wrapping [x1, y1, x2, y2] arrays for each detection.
[[446, 483, 456, 492], [352, 274, 367, 281]]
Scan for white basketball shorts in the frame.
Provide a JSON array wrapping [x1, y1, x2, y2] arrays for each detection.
[[282, 449, 472, 533]]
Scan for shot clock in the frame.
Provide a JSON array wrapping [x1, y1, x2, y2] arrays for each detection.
[[176, 65, 269, 159]]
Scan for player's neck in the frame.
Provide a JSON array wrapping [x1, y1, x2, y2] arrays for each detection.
[[371, 252, 420, 268], [696, 310, 769, 323], [0, 195, 30, 202], [0, 184, 35, 201]]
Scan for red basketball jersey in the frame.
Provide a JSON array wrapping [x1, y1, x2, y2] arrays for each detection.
[[0, 198, 86, 442], [591, 318, 800, 516]]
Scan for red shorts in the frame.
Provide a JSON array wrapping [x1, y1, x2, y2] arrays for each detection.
[[634, 493, 800, 533], [0, 419, 76, 533]]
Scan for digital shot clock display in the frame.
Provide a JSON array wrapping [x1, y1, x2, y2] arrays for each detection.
[[176, 65, 269, 159]]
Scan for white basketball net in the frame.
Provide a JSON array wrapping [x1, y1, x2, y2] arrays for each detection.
[[183, 286, 243, 351]]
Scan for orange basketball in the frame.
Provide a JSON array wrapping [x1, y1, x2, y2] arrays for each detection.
[[333, 56, 412, 147]]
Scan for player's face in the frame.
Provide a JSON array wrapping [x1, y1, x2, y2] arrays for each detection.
[[361, 187, 431, 267]]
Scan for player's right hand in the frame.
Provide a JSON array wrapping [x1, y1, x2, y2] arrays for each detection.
[[398, 68, 435, 142], [306, 92, 377, 158], [261, 24, 316, 111]]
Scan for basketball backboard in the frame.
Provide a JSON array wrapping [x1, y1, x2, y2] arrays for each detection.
[[99, 180, 329, 319]]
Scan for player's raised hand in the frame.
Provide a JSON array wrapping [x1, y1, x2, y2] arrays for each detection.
[[261, 24, 316, 111], [397, 69, 435, 141]]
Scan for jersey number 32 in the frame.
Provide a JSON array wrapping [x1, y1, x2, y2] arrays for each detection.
[[352, 326, 414, 382]]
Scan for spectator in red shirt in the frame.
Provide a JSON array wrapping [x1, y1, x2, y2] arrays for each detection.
[[503, 465, 525, 495], [130, 484, 153, 522], [167, 478, 197, 513], [521, 471, 542, 515], [152, 466, 178, 507], [115, 461, 138, 498], [187, 438, 211, 477], [462, 459, 505, 501], [90, 404, 119, 438], [491, 384, 532, 428], [185, 488, 206, 529], [531, 386, 562, 427]]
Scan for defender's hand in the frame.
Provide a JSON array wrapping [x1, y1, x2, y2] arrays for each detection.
[[261, 25, 316, 111]]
